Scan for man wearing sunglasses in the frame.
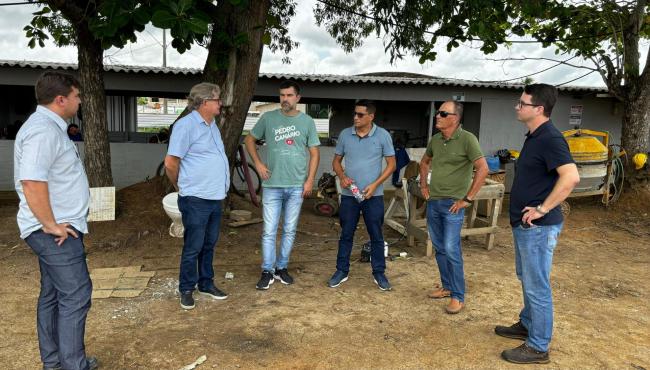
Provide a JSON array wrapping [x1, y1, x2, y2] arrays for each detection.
[[495, 84, 579, 364], [329, 100, 396, 291], [419, 101, 488, 314]]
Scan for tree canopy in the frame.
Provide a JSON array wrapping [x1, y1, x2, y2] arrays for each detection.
[[315, 0, 650, 165]]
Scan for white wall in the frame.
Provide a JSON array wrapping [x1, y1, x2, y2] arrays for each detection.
[[1, 141, 168, 191], [1, 141, 407, 192]]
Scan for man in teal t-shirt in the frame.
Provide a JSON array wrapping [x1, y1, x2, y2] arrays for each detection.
[[245, 80, 320, 290]]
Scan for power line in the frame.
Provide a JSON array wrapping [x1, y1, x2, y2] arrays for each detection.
[[0, 1, 44, 6], [477, 56, 582, 83], [554, 70, 598, 86]]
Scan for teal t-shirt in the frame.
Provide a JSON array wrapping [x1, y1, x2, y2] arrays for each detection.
[[250, 109, 320, 187]]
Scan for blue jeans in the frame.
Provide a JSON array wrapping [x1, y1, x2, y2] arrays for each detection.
[[261, 187, 304, 271], [177, 196, 222, 292], [25, 229, 93, 370], [336, 195, 386, 274], [426, 199, 466, 302], [512, 223, 563, 352]]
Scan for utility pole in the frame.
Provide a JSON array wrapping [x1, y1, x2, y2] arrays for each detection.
[[162, 29, 168, 115]]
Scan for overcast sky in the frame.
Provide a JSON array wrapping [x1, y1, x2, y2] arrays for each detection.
[[1, 0, 641, 88]]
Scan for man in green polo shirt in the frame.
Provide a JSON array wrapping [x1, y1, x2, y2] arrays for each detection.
[[419, 100, 488, 314]]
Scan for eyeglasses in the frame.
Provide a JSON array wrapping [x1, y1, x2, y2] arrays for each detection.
[[515, 100, 541, 108], [354, 112, 368, 118], [435, 110, 457, 118]]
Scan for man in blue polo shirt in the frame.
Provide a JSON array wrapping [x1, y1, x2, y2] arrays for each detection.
[[495, 84, 579, 364], [165, 82, 230, 310], [15, 71, 97, 370], [328, 100, 396, 291]]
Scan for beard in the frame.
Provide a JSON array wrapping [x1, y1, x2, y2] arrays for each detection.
[[281, 102, 294, 112]]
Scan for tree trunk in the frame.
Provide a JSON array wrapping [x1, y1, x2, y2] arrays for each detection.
[[77, 25, 113, 187], [203, 0, 271, 166], [621, 93, 650, 180]]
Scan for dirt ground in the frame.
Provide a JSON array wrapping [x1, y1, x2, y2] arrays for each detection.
[[0, 179, 649, 370]]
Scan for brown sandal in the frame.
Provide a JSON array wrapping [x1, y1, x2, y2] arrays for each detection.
[[428, 287, 451, 299], [445, 299, 464, 314]]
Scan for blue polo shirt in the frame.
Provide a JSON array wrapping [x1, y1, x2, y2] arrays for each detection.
[[14, 106, 90, 239], [335, 123, 395, 196], [509, 120, 574, 227], [167, 110, 230, 200]]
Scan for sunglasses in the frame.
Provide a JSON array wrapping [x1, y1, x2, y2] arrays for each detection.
[[436, 110, 457, 118], [354, 112, 368, 118]]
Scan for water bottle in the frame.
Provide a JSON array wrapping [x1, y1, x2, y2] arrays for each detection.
[[348, 182, 365, 203]]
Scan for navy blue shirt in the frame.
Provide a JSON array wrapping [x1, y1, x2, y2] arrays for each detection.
[[509, 120, 574, 227]]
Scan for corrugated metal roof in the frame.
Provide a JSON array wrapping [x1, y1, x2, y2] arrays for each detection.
[[0, 59, 607, 93]]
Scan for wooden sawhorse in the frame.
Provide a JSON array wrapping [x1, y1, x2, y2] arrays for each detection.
[[402, 179, 504, 256]]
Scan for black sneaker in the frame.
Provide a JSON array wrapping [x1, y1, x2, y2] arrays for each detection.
[[198, 285, 228, 300], [495, 321, 528, 340], [180, 290, 195, 310], [373, 272, 392, 291], [274, 268, 294, 285], [327, 270, 348, 288], [256, 270, 275, 290], [501, 343, 550, 364]]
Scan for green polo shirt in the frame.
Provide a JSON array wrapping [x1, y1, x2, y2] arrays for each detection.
[[425, 127, 484, 200]]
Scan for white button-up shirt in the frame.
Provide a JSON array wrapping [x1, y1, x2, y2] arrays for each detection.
[[14, 105, 90, 239]]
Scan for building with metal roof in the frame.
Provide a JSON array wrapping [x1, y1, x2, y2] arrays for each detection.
[[0, 59, 624, 190]]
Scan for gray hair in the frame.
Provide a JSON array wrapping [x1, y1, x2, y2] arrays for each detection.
[[187, 82, 221, 110], [451, 101, 463, 122]]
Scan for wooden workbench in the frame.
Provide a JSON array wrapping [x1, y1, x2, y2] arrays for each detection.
[[385, 178, 504, 256]]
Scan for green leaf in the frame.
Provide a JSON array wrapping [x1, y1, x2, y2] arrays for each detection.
[[132, 7, 151, 25], [178, 0, 193, 13], [262, 32, 272, 45], [152, 10, 176, 28], [183, 17, 208, 34]]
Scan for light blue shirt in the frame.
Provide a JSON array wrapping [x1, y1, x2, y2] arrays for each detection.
[[14, 106, 90, 239], [167, 110, 230, 200], [335, 123, 395, 196]]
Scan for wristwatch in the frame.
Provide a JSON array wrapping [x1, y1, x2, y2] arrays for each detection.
[[462, 196, 473, 204], [535, 204, 548, 215]]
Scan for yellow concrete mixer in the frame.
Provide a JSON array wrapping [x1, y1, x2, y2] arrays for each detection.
[[563, 129, 624, 206]]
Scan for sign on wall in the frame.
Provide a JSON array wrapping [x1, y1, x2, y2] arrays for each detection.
[[569, 105, 583, 127]]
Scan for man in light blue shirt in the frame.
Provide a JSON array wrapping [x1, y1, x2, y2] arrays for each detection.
[[165, 82, 230, 310], [328, 100, 396, 291], [14, 71, 97, 370]]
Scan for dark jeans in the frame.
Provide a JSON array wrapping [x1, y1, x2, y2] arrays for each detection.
[[177, 196, 222, 292], [25, 229, 93, 370], [336, 195, 386, 274]]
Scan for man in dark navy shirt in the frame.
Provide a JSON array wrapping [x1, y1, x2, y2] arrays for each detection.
[[495, 84, 579, 364]]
